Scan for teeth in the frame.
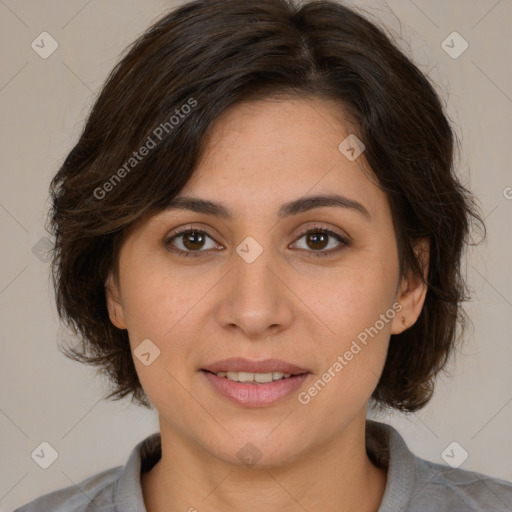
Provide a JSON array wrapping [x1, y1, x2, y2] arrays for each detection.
[[215, 371, 293, 383], [255, 372, 273, 383]]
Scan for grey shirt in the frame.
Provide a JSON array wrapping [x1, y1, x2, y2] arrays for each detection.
[[13, 420, 512, 511]]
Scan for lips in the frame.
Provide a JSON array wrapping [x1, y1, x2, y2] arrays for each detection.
[[202, 369, 311, 407], [201, 357, 310, 376]]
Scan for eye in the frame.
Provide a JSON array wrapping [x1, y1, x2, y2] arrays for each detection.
[[291, 225, 350, 257], [164, 227, 220, 257]]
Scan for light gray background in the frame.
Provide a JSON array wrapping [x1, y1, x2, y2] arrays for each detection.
[[1, 0, 511, 510]]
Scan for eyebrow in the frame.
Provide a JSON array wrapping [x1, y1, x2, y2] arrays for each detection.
[[164, 193, 371, 221]]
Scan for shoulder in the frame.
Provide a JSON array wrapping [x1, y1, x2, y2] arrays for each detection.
[[13, 431, 161, 512], [366, 420, 512, 512], [411, 456, 512, 512], [12, 465, 122, 511]]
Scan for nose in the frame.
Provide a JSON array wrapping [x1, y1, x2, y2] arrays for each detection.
[[215, 241, 294, 340]]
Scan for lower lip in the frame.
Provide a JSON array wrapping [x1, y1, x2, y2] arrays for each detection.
[[201, 371, 310, 407]]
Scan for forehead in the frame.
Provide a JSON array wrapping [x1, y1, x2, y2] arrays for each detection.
[[199, 96, 357, 157], [178, 97, 384, 217]]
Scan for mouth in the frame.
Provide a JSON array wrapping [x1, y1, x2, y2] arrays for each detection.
[[201, 369, 309, 384], [201, 357, 310, 382], [200, 358, 311, 407]]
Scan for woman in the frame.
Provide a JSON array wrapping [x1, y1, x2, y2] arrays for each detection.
[[15, 0, 512, 510]]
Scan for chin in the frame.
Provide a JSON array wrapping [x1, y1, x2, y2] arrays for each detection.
[[205, 426, 311, 469]]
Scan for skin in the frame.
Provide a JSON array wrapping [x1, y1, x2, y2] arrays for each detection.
[[105, 97, 429, 512]]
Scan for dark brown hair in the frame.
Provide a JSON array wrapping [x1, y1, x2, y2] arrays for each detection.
[[48, 0, 485, 412]]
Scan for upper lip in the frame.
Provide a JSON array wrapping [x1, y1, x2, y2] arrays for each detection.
[[202, 357, 310, 375]]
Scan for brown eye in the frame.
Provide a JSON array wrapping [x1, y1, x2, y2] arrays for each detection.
[[304, 231, 329, 251], [165, 229, 219, 257], [181, 230, 207, 250], [292, 227, 350, 257]]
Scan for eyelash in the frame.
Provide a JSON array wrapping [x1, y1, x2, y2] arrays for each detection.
[[164, 224, 350, 258]]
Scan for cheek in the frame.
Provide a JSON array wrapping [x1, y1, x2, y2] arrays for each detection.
[[118, 255, 218, 399], [299, 312, 391, 429], [118, 263, 200, 407], [300, 250, 398, 341], [295, 254, 396, 412], [118, 253, 204, 341]]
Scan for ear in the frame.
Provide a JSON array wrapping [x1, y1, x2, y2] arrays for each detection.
[[105, 271, 127, 330], [391, 238, 430, 335]]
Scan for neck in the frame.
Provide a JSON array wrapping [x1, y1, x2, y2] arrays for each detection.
[[142, 414, 387, 512]]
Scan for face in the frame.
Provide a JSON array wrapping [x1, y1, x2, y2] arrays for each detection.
[[106, 97, 428, 467]]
